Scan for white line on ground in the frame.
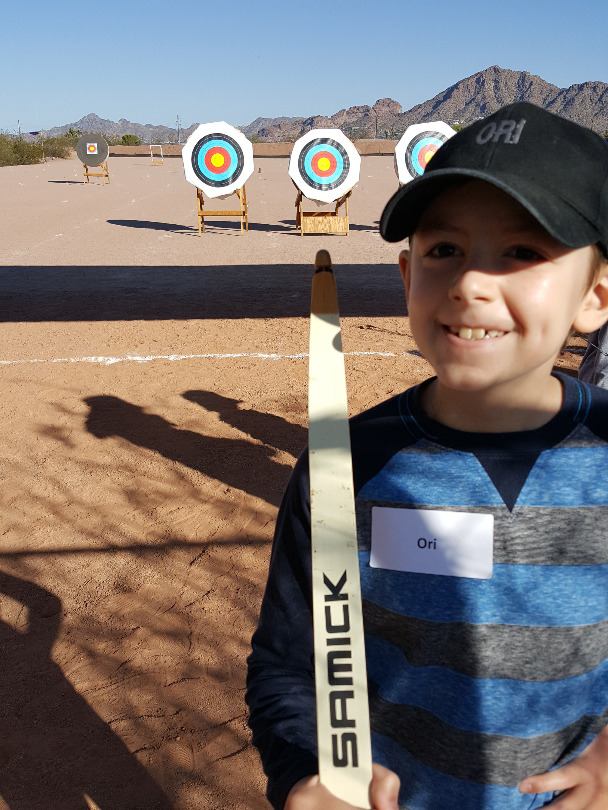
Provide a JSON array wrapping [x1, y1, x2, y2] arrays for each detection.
[[0, 351, 402, 366]]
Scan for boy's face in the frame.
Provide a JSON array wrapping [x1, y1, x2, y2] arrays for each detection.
[[400, 180, 607, 426]]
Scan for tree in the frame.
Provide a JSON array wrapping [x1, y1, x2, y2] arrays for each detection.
[[121, 134, 141, 146]]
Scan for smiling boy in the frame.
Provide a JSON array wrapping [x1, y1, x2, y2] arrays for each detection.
[[246, 103, 608, 809]]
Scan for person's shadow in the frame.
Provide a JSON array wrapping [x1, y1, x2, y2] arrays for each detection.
[[182, 390, 307, 459], [84, 395, 298, 506], [0, 570, 171, 809]]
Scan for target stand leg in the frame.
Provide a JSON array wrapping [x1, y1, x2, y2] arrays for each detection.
[[196, 184, 249, 235], [83, 162, 110, 185], [295, 189, 303, 235]]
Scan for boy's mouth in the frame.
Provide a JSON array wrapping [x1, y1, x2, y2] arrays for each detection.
[[449, 326, 506, 341]]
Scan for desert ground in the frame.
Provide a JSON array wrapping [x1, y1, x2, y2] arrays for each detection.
[[0, 153, 586, 810]]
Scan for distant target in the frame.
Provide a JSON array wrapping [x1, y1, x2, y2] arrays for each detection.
[[289, 129, 361, 204], [76, 132, 109, 167], [182, 122, 254, 198], [395, 121, 455, 184]]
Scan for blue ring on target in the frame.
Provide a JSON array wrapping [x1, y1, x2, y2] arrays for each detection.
[[298, 138, 350, 191], [192, 133, 244, 188], [406, 132, 449, 177]]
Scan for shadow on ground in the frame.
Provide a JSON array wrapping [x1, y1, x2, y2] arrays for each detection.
[[0, 570, 172, 809], [0, 264, 406, 321], [84, 394, 299, 507]]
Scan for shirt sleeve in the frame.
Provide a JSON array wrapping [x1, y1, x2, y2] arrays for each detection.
[[246, 451, 319, 809]]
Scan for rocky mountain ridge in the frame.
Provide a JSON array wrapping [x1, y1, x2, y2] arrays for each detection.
[[40, 66, 608, 143]]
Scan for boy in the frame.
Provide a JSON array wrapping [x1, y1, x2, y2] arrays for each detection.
[[246, 103, 608, 809]]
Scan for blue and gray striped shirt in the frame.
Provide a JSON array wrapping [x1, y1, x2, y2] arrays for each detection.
[[246, 372, 608, 809]]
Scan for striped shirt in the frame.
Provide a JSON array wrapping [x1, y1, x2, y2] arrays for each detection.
[[246, 373, 608, 809]]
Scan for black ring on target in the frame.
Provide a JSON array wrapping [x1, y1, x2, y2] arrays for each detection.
[[297, 137, 350, 192], [405, 131, 449, 177], [191, 133, 244, 189]]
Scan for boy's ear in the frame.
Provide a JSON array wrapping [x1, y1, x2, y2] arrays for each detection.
[[398, 249, 410, 294], [573, 267, 608, 334]]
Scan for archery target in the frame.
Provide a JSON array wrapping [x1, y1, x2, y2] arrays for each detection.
[[182, 122, 254, 198], [289, 129, 361, 204], [75, 132, 109, 166], [395, 121, 455, 184]]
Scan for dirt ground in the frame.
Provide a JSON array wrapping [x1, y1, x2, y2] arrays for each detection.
[[0, 155, 586, 810]]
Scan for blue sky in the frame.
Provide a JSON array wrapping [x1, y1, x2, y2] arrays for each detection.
[[2, 0, 607, 133]]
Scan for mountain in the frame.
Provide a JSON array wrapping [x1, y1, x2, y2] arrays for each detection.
[[40, 66, 608, 143], [42, 113, 199, 144], [239, 98, 403, 142], [396, 65, 608, 132]]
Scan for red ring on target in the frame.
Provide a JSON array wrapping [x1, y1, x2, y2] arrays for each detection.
[[204, 146, 231, 174], [311, 150, 338, 177], [417, 144, 439, 169]]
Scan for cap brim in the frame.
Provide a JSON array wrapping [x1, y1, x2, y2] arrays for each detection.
[[380, 168, 602, 250]]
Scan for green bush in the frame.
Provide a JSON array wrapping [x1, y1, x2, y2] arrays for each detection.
[[0, 134, 41, 166], [0, 133, 75, 166], [121, 133, 141, 145], [43, 135, 73, 159]]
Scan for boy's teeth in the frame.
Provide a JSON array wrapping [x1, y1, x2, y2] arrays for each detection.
[[456, 328, 503, 340]]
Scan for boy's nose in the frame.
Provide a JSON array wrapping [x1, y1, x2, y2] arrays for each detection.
[[448, 266, 496, 303]]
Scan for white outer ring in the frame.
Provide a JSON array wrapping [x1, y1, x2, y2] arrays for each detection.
[[289, 128, 361, 204]]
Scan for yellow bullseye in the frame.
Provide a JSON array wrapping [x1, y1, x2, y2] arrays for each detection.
[[317, 156, 331, 172], [211, 152, 225, 168]]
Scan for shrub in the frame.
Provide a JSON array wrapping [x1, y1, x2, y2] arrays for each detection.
[[0, 134, 41, 166], [42, 135, 73, 159], [121, 134, 141, 145]]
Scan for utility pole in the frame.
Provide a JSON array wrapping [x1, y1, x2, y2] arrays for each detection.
[[370, 110, 378, 139], [176, 115, 181, 144]]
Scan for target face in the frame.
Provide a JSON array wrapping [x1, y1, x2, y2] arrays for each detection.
[[395, 121, 455, 184], [182, 122, 254, 198], [299, 139, 349, 191], [289, 129, 361, 203], [75, 132, 109, 166]]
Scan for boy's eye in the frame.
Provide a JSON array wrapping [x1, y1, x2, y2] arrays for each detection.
[[428, 242, 459, 258], [508, 246, 543, 262]]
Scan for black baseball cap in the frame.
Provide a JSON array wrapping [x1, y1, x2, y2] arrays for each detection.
[[380, 102, 608, 256]]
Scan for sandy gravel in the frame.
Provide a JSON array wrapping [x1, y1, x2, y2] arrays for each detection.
[[0, 154, 585, 810]]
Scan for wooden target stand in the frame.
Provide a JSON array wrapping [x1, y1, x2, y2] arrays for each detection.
[[295, 188, 352, 236], [150, 145, 164, 165], [196, 185, 249, 235], [83, 162, 110, 184]]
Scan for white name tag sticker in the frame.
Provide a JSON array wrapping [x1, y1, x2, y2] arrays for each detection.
[[370, 507, 494, 579]]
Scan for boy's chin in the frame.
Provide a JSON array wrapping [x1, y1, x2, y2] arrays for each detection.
[[434, 370, 503, 394]]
